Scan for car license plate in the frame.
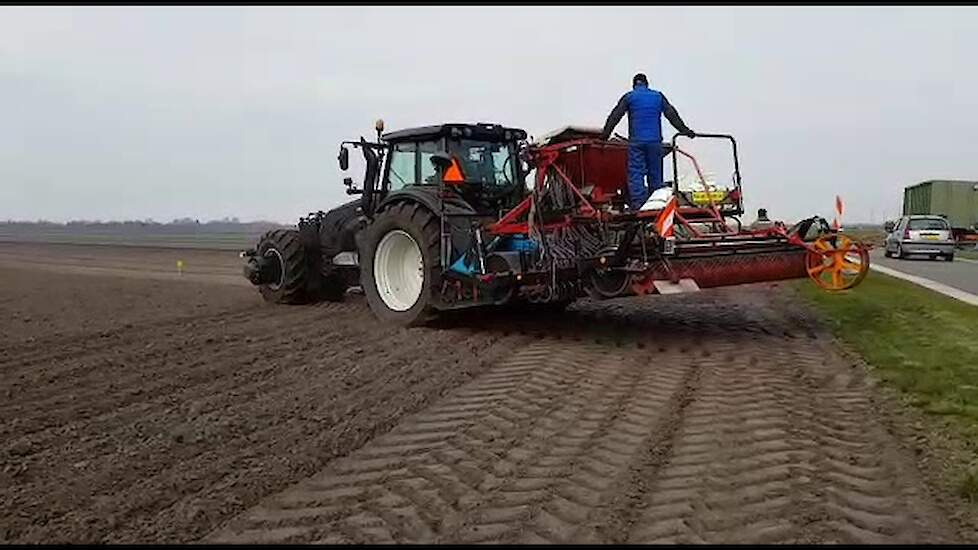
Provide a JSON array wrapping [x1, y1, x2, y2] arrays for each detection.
[[923, 234, 939, 240]]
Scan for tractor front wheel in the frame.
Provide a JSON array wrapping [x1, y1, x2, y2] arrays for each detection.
[[256, 229, 310, 304], [360, 203, 442, 326]]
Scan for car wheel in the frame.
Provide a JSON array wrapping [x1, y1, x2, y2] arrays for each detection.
[[884, 248, 892, 258], [946, 254, 955, 262]]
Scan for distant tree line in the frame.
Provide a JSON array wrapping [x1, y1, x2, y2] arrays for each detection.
[[2, 216, 281, 227]]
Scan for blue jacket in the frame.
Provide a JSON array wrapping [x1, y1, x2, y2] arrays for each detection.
[[600, 83, 691, 144]]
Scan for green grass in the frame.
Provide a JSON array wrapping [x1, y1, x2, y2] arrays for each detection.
[[799, 272, 978, 499], [800, 272, 978, 431], [842, 228, 886, 247], [960, 248, 978, 261]]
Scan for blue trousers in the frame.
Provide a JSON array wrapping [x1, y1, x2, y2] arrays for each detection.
[[627, 142, 664, 209]]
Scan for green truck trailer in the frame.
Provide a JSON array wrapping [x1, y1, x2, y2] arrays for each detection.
[[903, 180, 978, 241]]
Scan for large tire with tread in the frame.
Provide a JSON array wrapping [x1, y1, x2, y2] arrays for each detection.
[[256, 229, 310, 304], [359, 203, 442, 326]]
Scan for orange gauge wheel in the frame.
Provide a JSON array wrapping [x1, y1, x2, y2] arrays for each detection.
[[805, 233, 870, 291]]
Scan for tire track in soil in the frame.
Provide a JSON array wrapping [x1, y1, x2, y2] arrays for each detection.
[[624, 332, 955, 544], [206, 287, 961, 545], [204, 338, 691, 544]]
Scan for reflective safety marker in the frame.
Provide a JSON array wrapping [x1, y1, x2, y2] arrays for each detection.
[[655, 196, 678, 237], [833, 195, 844, 230], [443, 157, 465, 184], [177, 260, 184, 274]]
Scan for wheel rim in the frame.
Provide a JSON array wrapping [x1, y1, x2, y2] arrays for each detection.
[[374, 229, 424, 312], [263, 248, 285, 290], [805, 234, 869, 291]]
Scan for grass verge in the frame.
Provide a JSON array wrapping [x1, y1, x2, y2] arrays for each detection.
[[797, 271, 978, 502]]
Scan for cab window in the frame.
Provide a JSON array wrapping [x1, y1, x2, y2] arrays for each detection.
[[448, 139, 516, 187], [386, 140, 444, 190], [418, 140, 441, 184], [387, 143, 415, 191]]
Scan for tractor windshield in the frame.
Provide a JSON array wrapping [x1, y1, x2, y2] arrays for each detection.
[[448, 139, 517, 188]]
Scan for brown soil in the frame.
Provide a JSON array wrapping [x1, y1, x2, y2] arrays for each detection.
[[0, 242, 970, 543]]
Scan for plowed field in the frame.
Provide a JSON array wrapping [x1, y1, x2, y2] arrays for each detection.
[[0, 242, 967, 543]]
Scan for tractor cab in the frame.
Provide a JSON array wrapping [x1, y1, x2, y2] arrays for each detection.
[[339, 122, 529, 217]]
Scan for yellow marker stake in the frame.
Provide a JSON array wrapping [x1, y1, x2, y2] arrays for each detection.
[[177, 260, 184, 275]]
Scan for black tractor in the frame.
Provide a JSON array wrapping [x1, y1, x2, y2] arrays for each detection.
[[242, 121, 532, 325]]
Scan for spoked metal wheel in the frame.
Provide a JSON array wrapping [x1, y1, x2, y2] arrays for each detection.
[[373, 229, 424, 312], [805, 233, 870, 291]]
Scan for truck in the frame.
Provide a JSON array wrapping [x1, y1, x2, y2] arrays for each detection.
[[902, 180, 978, 243]]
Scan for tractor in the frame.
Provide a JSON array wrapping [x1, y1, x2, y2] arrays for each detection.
[[242, 121, 870, 326], [242, 121, 537, 325]]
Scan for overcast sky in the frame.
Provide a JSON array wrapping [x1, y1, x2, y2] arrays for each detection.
[[3, 6, 977, 224]]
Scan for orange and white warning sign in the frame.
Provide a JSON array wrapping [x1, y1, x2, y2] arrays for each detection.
[[833, 195, 844, 230], [655, 196, 678, 237]]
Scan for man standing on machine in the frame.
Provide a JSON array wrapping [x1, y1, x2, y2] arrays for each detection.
[[600, 73, 696, 210]]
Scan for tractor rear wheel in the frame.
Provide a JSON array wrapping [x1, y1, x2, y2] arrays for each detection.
[[256, 229, 310, 304], [360, 203, 442, 326]]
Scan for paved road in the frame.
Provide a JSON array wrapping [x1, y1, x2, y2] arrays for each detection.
[[870, 249, 978, 296]]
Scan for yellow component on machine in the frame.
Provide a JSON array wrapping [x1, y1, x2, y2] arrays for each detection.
[[691, 190, 728, 205], [805, 233, 870, 291]]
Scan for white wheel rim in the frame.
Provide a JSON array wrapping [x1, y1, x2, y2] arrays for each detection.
[[374, 229, 424, 312], [264, 248, 285, 290]]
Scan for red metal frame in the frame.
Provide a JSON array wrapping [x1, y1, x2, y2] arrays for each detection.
[[487, 146, 599, 236], [490, 138, 751, 239], [487, 136, 859, 277]]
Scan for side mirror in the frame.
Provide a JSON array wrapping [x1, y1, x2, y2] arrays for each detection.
[[338, 147, 349, 171], [884, 220, 895, 233], [429, 152, 454, 171]]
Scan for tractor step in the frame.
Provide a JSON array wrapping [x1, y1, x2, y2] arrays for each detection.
[[332, 251, 359, 266]]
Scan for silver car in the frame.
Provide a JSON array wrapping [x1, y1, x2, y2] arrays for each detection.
[[884, 215, 955, 261]]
